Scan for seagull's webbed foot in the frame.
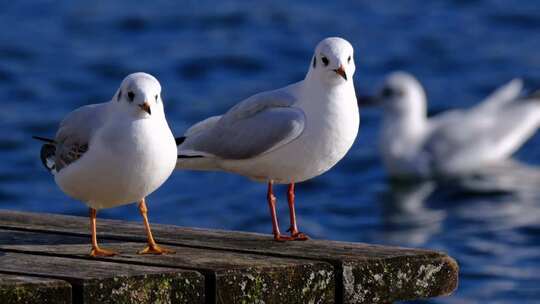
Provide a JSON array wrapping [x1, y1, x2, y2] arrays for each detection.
[[287, 227, 310, 241], [138, 244, 175, 255], [273, 233, 294, 242], [90, 246, 118, 257]]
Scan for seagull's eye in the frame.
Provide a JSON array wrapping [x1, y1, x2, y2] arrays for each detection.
[[155, 94, 159, 102], [382, 87, 403, 98], [348, 56, 352, 64], [321, 56, 329, 66], [381, 87, 394, 97], [127, 91, 135, 102]]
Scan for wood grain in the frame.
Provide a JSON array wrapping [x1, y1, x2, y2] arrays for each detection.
[[0, 209, 458, 303]]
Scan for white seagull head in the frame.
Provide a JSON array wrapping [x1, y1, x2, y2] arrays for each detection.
[[308, 37, 355, 86], [377, 71, 427, 116], [114, 72, 164, 119]]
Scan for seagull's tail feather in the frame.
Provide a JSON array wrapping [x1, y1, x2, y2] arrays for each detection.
[[176, 147, 218, 171], [176, 157, 219, 171], [176, 115, 222, 171], [176, 136, 207, 160]]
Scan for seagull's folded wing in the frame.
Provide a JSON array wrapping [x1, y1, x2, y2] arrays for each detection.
[[54, 103, 107, 171], [179, 88, 305, 160], [424, 99, 540, 174], [472, 78, 523, 113]]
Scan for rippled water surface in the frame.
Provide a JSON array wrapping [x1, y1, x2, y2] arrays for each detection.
[[1, 1, 540, 303]]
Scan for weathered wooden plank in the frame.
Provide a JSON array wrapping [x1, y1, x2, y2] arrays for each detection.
[[0, 229, 335, 304], [0, 209, 458, 303], [0, 251, 204, 304], [0, 274, 72, 304]]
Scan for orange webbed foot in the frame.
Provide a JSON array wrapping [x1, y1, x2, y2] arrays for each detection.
[[138, 244, 175, 255], [90, 247, 118, 257], [288, 228, 309, 241], [290, 231, 309, 241], [273, 234, 295, 242]]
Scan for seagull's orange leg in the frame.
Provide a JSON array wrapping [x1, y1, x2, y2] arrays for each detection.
[[137, 198, 175, 255], [89, 208, 118, 257], [286, 183, 309, 240], [267, 181, 293, 241]]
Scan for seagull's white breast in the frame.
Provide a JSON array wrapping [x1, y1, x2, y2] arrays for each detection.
[[55, 116, 177, 209]]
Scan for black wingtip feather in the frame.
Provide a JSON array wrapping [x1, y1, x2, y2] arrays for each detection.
[[177, 155, 204, 159], [39, 144, 56, 172], [175, 136, 186, 145], [32, 136, 55, 143]]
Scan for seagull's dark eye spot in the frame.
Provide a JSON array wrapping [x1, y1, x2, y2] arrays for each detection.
[[381, 87, 394, 98], [321, 56, 329, 66], [155, 94, 159, 102], [348, 56, 352, 63], [117, 90, 122, 102], [382, 87, 403, 98], [127, 91, 135, 102]]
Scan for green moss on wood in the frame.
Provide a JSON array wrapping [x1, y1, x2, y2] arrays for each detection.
[[0, 278, 71, 304], [81, 272, 204, 304], [342, 255, 458, 303], [216, 263, 335, 304]]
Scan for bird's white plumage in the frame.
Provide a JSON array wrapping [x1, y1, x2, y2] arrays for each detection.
[[377, 71, 540, 178], [177, 37, 359, 183], [53, 73, 177, 209]]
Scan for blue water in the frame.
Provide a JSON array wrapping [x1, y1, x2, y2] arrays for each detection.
[[1, 1, 540, 303]]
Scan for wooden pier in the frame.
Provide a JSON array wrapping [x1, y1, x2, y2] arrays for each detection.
[[0, 209, 458, 303]]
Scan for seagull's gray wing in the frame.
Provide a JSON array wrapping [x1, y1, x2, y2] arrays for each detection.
[[472, 78, 523, 113], [429, 79, 524, 130], [179, 87, 305, 160], [184, 115, 222, 137], [424, 98, 540, 174], [53, 103, 108, 171]]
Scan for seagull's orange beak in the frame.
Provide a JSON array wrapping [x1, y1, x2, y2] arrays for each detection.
[[139, 102, 151, 115], [333, 65, 347, 81]]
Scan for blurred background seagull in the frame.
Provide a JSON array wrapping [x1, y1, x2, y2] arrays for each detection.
[[176, 37, 359, 241], [33, 73, 177, 257], [364, 71, 540, 179]]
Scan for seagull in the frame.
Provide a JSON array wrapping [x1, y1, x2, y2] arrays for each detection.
[[367, 71, 540, 179], [176, 37, 359, 241], [33, 73, 177, 257]]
